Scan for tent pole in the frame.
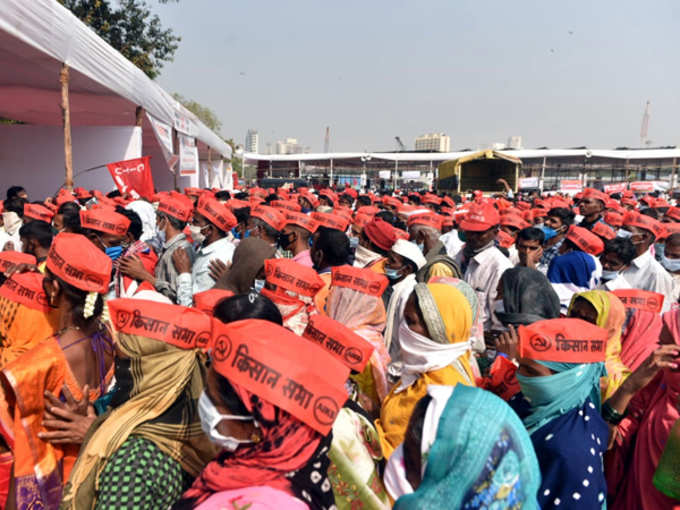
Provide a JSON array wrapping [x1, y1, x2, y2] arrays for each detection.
[[60, 63, 74, 190], [135, 106, 145, 127], [208, 147, 214, 188], [172, 129, 179, 190]]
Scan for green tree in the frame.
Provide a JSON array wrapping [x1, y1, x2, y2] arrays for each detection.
[[172, 93, 222, 133], [60, 0, 180, 79]]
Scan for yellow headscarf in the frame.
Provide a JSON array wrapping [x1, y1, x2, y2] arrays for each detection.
[[569, 290, 631, 400], [376, 283, 474, 458]]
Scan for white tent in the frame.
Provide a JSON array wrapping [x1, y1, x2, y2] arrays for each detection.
[[0, 0, 231, 197]]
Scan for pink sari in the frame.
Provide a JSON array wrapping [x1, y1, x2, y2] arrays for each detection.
[[608, 309, 680, 510], [620, 309, 662, 372]]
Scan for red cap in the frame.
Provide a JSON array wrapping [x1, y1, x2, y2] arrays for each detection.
[[271, 200, 302, 213], [210, 319, 349, 434], [342, 188, 358, 199], [591, 221, 616, 241], [298, 191, 319, 209], [196, 196, 237, 232], [566, 225, 605, 255], [363, 218, 397, 251], [623, 211, 667, 240], [285, 212, 319, 233], [621, 197, 638, 208], [500, 213, 530, 231], [24, 203, 54, 223], [311, 212, 350, 232], [0, 252, 37, 273], [382, 196, 402, 209], [665, 207, 680, 222], [356, 206, 379, 216], [330, 265, 388, 297], [80, 208, 131, 236], [497, 229, 516, 249], [73, 187, 92, 200], [319, 189, 337, 206], [407, 212, 443, 231], [604, 211, 624, 227], [0, 272, 50, 312], [158, 194, 193, 222], [352, 213, 372, 229], [108, 298, 212, 350], [46, 232, 112, 293], [56, 188, 77, 206], [421, 195, 442, 206], [226, 199, 251, 211], [580, 188, 608, 204], [264, 259, 325, 298], [303, 314, 375, 372], [251, 205, 286, 232], [519, 318, 608, 363], [184, 187, 203, 197], [193, 289, 235, 315], [458, 202, 500, 232]]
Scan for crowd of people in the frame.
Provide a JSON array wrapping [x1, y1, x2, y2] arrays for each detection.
[[0, 181, 678, 509]]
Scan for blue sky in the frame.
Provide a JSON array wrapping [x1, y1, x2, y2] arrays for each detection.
[[154, 0, 680, 152]]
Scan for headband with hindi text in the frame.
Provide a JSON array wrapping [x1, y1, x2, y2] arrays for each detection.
[[612, 289, 664, 314], [303, 314, 375, 372], [518, 318, 608, 363]]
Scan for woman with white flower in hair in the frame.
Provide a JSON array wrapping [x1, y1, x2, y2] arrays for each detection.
[[0, 232, 114, 509]]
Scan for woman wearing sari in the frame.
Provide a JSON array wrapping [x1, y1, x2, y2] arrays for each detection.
[[387, 385, 541, 509], [61, 299, 215, 510], [0, 233, 113, 509], [375, 282, 474, 459], [620, 304, 663, 372], [567, 290, 631, 400]]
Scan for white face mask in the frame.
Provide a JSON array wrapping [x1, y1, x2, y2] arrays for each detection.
[[493, 299, 505, 314], [601, 269, 620, 281], [197, 391, 255, 451], [2, 212, 21, 235], [189, 224, 207, 244]]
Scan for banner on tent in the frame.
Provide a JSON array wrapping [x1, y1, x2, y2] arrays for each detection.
[[630, 181, 655, 193], [560, 179, 582, 193], [519, 177, 540, 189], [148, 115, 174, 155], [604, 182, 627, 194], [179, 135, 198, 176], [107, 156, 154, 199]]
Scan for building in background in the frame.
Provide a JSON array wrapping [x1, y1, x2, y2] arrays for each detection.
[[414, 133, 451, 152], [245, 129, 259, 153], [507, 136, 522, 150], [276, 137, 308, 154]]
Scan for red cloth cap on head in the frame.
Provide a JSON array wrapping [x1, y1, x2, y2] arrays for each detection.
[[210, 319, 350, 434], [407, 212, 443, 231], [0, 252, 37, 274], [356, 206, 379, 216], [581, 188, 608, 204], [665, 207, 680, 222], [352, 213, 372, 229], [303, 314, 375, 372], [342, 188, 358, 199], [442, 216, 454, 227], [566, 225, 605, 255], [665, 223, 680, 236], [251, 205, 286, 232], [108, 298, 212, 350], [196, 196, 237, 232], [56, 188, 77, 206], [591, 222, 616, 241], [500, 213, 530, 231], [421, 195, 442, 206], [333, 207, 353, 221], [79, 208, 131, 236], [621, 197, 638, 208], [319, 190, 337, 205], [24, 203, 54, 223], [311, 212, 349, 232], [518, 318, 608, 363], [0, 272, 50, 312], [496, 229, 516, 249], [496, 197, 513, 210], [393, 228, 409, 241], [73, 187, 92, 200], [623, 211, 667, 240], [193, 289, 235, 315], [44, 202, 58, 213], [458, 202, 500, 232], [271, 200, 302, 213], [46, 232, 112, 293], [382, 196, 402, 209], [226, 199, 250, 211], [285, 212, 319, 233], [264, 259, 325, 298], [653, 198, 670, 209], [516, 201, 531, 211], [330, 265, 388, 297], [611, 289, 664, 314], [442, 196, 455, 208], [184, 187, 202, 197], [158, 195, 193, 222], [363, 218, 397, 251], [604, 211, 624, 227], [298, 191, 319, 209]]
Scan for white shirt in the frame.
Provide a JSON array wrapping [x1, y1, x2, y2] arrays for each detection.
[[439, 230, 464, 258], [621, 249, 675, 312], [190, 237, 235, 296], [456, 245, 513, 331], [0, 230, 22, 252]]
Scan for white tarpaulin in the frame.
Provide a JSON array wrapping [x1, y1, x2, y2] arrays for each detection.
[[148, 114, 174, 155]]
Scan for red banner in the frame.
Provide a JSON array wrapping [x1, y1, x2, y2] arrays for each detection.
[[107, 156, 154, 199], [518, 318, 608, 363]]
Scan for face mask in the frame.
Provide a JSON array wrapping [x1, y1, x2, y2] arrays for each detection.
[[231, 227, 241, 240], [277, 232, 294, 249], [189, 224, 207, 244], [198, 391, 255, 451], [105, 245, 124, 261], [253, 279, 265, 292], [301, 207, 311, 214], [493, 299, 505, 314], [601, 269, 620, 281], [2, 212, 21, 235], [417, 242, 425, 253], [457, 230, 467, 242], [156, 228, 166, 245], [541, 226, 557, 242], [534, 222, 544, 229], [242, 229, 251, 239], [385, 266, 403, 281], [616, 229, 633, 239], [661, 255, 680, 273], [349, 237, 360, 250], [655, 243, 666, 259]]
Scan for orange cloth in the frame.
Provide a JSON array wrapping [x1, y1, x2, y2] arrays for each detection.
[[314, 272, 332, 313]]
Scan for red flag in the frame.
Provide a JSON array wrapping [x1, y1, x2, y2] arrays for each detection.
[[107, 156, 154, 199]]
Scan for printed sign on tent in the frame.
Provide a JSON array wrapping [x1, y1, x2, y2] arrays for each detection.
[[604, 182, 627, 194], [106, 156, 154, 199], [519, 177, 539, 189], [148, 115, 174, 155], [179, 134, 199, 176], [560, 179, 582, 193], [630, 181, 655, 193]]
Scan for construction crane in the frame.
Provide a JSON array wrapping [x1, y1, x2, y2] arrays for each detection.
[[640, 100, 651, 147], [324, 126, 330, 153], [395, 136, 406, 151]]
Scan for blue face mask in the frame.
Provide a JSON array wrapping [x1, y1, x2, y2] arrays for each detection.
[[384, 267, 403, 281], [349, 237, 359, 250], [601, 269, 620, 281], [301, 208, 311, 214], [661, 255, 680, 273], [541, 226, 557, 242], [655, 243, 666, 260], [105, 245, 124, 261], [231, 227, 241, 240], [417, 242, 425, 253]]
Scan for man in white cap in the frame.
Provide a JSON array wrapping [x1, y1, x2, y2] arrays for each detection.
[[383, 239, 427, 373]]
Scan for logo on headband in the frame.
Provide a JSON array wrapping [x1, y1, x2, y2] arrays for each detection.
[[528, 332, 552, 352], [213, 334, 233, 362], [313, 396, 339, 426]]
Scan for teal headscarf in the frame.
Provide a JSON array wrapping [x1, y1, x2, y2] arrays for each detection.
[[516, 361, 606, 435], [394, 385, 541, 510]]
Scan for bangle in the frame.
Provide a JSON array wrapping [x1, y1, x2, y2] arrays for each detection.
[[602, 402, 626, 425]]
